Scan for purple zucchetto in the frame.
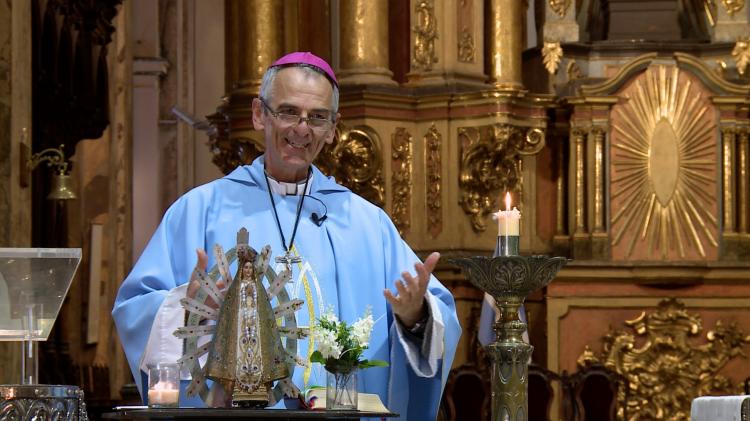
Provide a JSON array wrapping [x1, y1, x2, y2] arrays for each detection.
[[270, 51, 338, 87]]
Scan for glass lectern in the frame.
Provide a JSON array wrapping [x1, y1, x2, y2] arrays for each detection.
[[0, 248, 87, 420]]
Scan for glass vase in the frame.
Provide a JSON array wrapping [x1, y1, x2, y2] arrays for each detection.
[[326, 369, 358, 410]]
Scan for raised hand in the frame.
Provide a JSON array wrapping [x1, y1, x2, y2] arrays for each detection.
[[383, 252, 440, 329], [186, 248, 226, 309]]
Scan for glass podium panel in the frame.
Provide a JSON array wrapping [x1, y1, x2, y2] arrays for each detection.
[[0, 248, 81, 341]]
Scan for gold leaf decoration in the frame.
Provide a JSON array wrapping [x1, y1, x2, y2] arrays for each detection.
[[579, 298, 750, 421], [721, 0, 745, 15], [458, 124, 545, 232], [316, 124, 385, 207], [206, 103, 263, 175], [731, 37, 750, 76], [425, 124, 442, 238], [458, 28, 475, 63], [549, 0, 571, 17], [391, 128, 412, 236], [542, 41, 563, 75], [610, 66, 718, 260], [412, 0, 439, 71]]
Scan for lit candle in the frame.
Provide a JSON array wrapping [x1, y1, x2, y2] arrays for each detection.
[[492, 192, 521, 255], [148, 380, 180, 407]]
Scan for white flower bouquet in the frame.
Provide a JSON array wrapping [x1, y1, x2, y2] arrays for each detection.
[[310, 306, 388, 374]]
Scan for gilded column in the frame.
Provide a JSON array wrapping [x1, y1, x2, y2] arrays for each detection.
[[739, 129, 749, 234], [225, 0, 240, 87], [556, 143, 565, 236], [592, 127, 605, 233], [572, 128, 586, 234], [488, 0, 523, 89], [228, 0, 284, 92], [723, 127, 736, 233], [338, 0, 395, 85]]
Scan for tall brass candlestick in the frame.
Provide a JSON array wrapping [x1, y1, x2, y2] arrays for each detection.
[[451, 256, 566, 421]]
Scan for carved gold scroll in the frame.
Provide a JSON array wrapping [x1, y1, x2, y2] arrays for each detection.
[[578, 298, 750, 421], [458, 124, 545, 232], [316, 124, 386, 207], [425, 124, 442, 238], [391, 128, 413, 235]]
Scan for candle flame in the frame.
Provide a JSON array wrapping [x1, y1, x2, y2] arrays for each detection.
[[504, 192, 511, 211]]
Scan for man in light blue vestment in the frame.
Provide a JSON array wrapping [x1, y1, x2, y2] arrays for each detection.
[[112, 52, 461, 420]]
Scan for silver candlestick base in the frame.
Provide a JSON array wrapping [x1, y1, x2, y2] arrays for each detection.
[[0, 385, 88, 420], [451, 255, 567, 421]]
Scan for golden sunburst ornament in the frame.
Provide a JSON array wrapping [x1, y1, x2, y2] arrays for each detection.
[[610, 66, 718, 260]]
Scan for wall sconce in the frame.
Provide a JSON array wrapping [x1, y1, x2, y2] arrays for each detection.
[[23, 133, 77, 201]]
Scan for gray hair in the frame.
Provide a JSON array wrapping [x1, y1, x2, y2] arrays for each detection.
[[259, 65, 339, 117]]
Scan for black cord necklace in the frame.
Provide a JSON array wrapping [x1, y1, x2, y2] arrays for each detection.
[[264, 168, 311, 269]]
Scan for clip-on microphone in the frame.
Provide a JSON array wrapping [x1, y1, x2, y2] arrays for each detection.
[[311, 213, 327, 226], [306, 194, 328, 226]]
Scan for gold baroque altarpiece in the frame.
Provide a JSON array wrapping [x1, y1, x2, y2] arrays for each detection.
[[578, 298, 750, 420]]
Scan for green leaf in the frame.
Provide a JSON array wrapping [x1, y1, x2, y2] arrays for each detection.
[[358, 359, 389, 369], [310, 351, 326, 364]]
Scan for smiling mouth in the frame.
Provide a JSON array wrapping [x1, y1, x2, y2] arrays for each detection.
[[286, 138, 309, 150]]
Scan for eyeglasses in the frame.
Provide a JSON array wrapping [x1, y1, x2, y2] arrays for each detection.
[[259, 98, 334, 133]]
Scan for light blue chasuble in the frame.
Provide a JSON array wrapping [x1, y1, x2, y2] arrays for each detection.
[[112, 155, 462, 420]]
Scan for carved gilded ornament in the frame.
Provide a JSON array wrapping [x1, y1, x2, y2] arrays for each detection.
[[391, 128, 413, 236], [412, 0, 439, 71], [731, 37, 750, 76], [316, 124, 386, 207], [578, 298, 750, 421], [458, 28, 475, 63], [566, 60, 583, 81], [610, 66, 717, 260], [425, 124, 442, 238], [542, 41, 563, 75], [721, 0, 745, 15], [716, 59, 729, 78], [458, 124, 545, 232], [549, 0, 571, 17], [206, 103, 262, 175]]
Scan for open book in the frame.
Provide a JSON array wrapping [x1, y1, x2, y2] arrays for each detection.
[[302, 387, 390, 413]]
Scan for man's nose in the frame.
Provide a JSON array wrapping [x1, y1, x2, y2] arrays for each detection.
[[292, 116, 313, 134]]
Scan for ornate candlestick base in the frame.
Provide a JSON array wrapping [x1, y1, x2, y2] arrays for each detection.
[[451, 255, 566, 421]]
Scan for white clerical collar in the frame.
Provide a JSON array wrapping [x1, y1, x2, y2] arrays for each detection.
[[266, 174, 314, 196]]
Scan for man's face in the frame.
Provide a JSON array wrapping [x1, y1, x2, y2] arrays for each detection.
[[252, 67, 338, 182]]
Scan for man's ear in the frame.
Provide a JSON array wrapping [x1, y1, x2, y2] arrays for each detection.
[[251, 98, 265, 131], [325, 113, 342, 145]]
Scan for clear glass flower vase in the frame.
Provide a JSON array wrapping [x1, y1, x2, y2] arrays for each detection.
[[326, 369, 358, 410]]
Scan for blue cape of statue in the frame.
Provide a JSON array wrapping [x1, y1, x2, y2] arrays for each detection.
[[113, 155, 461, 420]]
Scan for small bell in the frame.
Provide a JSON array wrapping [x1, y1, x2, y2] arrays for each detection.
[[27, 144, 76, 201], [47, 172, 76, 200]]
